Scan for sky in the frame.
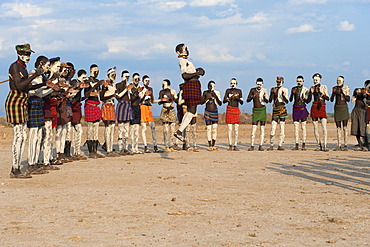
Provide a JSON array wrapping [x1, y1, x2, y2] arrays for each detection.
[[1, 0, 370, 116]]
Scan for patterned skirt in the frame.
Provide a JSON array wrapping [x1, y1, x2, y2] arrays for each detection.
[[225, 105, 240, 124], [204, 109, 218, 123], [84, 100, 102, 122], [5, 90, 28, 124], [272, 105, 288, 118], [102, 103, 116, 121], [27, 98, 45, 128], [160, 107, 177, 123], [116, 100, 133, 121], [182, 77, 202, 106]]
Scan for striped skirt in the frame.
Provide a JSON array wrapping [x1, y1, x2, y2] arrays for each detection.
[[116, 100, 133, 121], [182, 77, 202, 106], [27, 98, 45, 128], [5, 90, 28, 124]]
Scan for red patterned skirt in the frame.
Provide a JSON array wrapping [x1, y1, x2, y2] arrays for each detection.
[[84, 100, 102, 122], [182, 77, 202, 106], [226, 105, 241, 124], [310, 102, 327, 119]]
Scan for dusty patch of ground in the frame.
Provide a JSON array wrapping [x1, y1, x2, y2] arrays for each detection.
[[0, 123, 369, 246]]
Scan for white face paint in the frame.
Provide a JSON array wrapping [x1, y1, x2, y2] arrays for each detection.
[[90, 67, 99, 78], [78, 73, 87, 82], [313, 76, 321, 85], [108, 71, 116, 81], [230, 79, 237, 88], [256, 81, 263, 90], [133, 75, 140, 85], [122, 73, 130, 82], [297, 78, 304, 87], [50, 61, 61, 74], [177, 45, 189, 56], [276, 80, 283, 88], [60, 67, 69, 77], [337, 77, 344, 87], [42, 61, 50, 74], [18, 53, 31, 63], [162, 80, 170, 89], [208, 82, 215, 91], [143, 78, 150, 86]]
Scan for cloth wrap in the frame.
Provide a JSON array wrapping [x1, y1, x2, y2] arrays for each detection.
[[140, 105, 154, 122], [204, 109, 219, 123], [116, 100, 133, 122], [84, 99, 102, 122], [225, 105, 240, 124], [182, 77, 202, 106], [71, 102, 82, 124], [58, 99, 70, 126], [252, 106, 266, 122], [292, 104, 309, 121], [130, 105, 141, 125], [102, 103, 116, 121], [272, 105, 288, 118], [160, 107, 177, 123], [5, 90, 28, 124], [27, 98, 44, 128], [334, 104, 349, 122], [43, 98, 58, 127], [351, 106, 367, 137], [310, 102, 327, 119]]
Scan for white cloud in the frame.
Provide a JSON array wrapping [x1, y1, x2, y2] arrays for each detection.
[[337, 21, 355, 31], [286, 24, 320, 33], [193, 44, 253, 63], [189, 0, 234, 7], [2, 3, 52, 18]]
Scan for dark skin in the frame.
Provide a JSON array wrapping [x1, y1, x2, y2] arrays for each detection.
[[223, 88, 243, 107], [159, 86, 176, 124], [202, 84, 222, 125], [353, 88, 367, 147], [9, 53, 42, 92], [330, 85, 350, 128], [142, 85, 154, 106], [290, 85, 308, 122], [130, 82, 144, 106], [307, 84, 330, 121], [247, 86, 268, 125], [269, 84, 288, 122]]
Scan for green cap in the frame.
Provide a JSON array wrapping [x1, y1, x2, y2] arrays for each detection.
[[15, 44, 35, 53]]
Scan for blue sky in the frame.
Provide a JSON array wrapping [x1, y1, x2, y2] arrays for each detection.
[[1, 0, 370, 115]]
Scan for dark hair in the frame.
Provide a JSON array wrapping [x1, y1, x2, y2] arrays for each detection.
[[35, 55, 48, 68], [90, 64, 98, 69], [142, 75, 150, 81], [297, 75, 304, 80], [49, 57, 60, 66], [163, 79, 171, 86], [66, 62, 74, 69], [256, 78, 263, 82], [78, 69, 87, 77], [132, 72, 140, 78], [338, 75, 344, 80], [208, 80, 215, 86], [312, 73, 322, 79], [364, 80, 370, 87], [121, 70, 129, 77], [175, 43, 185, 53]]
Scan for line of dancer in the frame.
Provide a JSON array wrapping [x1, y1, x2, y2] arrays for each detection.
[[5, 43, 370, 179]]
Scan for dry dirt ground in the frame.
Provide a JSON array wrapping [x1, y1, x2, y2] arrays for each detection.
[[0, 123, 369, 247]]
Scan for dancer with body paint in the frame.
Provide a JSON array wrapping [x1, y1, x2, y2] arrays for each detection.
[[247, 78, 269, 151], [290, 75, 309, 151], [351, 82, 369, 151], [223, 78, 243, 151]]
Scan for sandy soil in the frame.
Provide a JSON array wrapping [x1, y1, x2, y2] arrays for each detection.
[[0, 123, 369, 246]]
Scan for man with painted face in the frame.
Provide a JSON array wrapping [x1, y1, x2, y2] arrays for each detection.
[[115, 70, 134, 155], [174, 83, 188, 150], [84, 64, 104, 158], [174, 44, 205, 145], [307, 73, 330, 151], [69, 69, 89, 160], [247, 78, 269, 151], [223, 78, 243, 151], [202, 81, 222, 151], [100, 68, 119, 157], [159, 79, 178, 152], [140, 75, 159, 153], [290, 75, 309, 150], [351, 82, 369, 151], [330, 76, 350, 151], [27, 55, 61, 174], [6, 44, 43, 178], [130, 73, 146, 154], [268, 77, 289, 151]]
